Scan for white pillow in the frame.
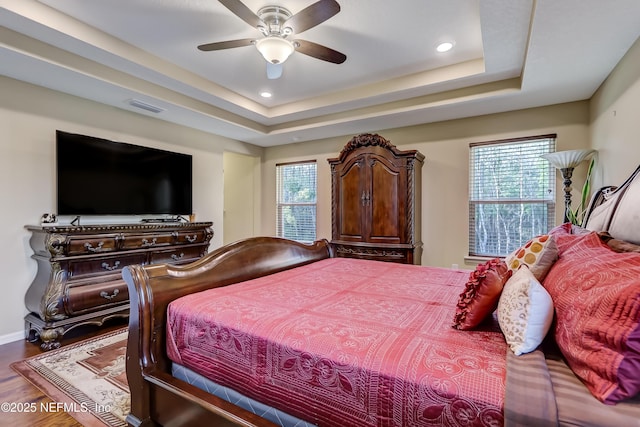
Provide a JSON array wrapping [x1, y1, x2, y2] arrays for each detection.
[[497, 266, 554, 355]]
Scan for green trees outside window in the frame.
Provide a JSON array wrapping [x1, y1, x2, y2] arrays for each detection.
[[469, 136, 556, 257], [276, 161, 317, 242]]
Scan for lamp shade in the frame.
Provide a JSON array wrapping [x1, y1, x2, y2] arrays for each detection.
[[541, 149, 596, 169], [255, 37, 294, 64]]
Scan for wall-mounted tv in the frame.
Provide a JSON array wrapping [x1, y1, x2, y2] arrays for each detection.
[[56, 130, 193, 216]]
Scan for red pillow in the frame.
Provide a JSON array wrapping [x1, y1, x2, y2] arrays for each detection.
[[543, 232, 640, 404], [452, 258, 512, 330], [548, 222, 592, 252]]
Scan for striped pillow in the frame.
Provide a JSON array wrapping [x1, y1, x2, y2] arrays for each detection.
[[543, 232, 640, 404]]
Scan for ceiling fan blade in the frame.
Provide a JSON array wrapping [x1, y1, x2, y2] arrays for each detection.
[[294, 39, 346, 64], [266, 62, 283, 79], [218, 0, 263, 27], [285, 0, 340, 34], [197, 38, 255, 51]]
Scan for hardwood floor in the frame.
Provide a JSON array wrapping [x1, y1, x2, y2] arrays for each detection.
[[0, 319, 128, 426]]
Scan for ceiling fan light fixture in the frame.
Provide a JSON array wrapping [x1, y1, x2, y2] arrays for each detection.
[[255, 36, 295, 64]]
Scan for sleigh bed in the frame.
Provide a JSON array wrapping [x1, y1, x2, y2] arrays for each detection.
[[123, 166, 640, 427]]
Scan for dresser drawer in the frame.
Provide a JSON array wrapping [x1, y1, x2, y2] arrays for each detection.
[[67, 235, 119, 255], [67, 253, 147, 278], [65, 279, 129, 315], [120, 232, 174, 250], [150, 245, 207, 265]]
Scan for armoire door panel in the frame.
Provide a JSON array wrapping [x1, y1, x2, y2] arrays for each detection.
[[369, 159, 401, 242], [338, 159, 365, 240]]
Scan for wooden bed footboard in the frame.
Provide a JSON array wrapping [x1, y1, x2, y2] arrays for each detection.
[[123, 236, 333, 427]]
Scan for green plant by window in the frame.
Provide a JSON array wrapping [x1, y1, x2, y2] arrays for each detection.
[[567, 157, 596, 226]]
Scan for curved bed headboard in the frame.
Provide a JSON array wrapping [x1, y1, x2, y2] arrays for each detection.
[[585, 164, 640, 244]]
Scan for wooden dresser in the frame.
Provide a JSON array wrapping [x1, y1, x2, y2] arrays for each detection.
[[328, 134, 424, 264], [24, 222, 213, 350]]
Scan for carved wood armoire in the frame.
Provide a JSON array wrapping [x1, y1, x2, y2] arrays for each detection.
[[328, 134, 424, 264]]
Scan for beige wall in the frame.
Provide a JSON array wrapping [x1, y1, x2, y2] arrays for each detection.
[[0, 76, 260, 340], [223, 151, 261, 244], [261, 102, 591, 269], [590, 36, 640, 187]]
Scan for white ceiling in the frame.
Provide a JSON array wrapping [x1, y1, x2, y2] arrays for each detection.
[[1, 0, 639, 147]]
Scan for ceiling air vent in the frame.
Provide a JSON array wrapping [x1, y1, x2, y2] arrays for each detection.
[[127, 99, 165, 114]]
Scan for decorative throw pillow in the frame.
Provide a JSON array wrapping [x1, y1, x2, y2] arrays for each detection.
[[543, 232, 640, 404], [505, 234, 558, 281], [452, 258, 512, 330], [549, 222, 592, 236], [549, 223, 597, 253], [548, 222, 573, 235], [497, 266, 554, 356]]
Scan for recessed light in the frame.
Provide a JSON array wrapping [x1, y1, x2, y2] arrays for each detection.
[[260, 91, 272, 98], [436, 42, 454, 53]]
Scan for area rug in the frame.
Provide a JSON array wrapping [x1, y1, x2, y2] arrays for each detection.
[[11, 328, 130, 427]]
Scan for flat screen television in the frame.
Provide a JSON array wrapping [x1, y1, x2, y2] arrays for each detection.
[[56, 130, 192, 216]]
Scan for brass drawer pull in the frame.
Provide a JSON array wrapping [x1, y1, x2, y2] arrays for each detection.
[[171, 253, 185, 261], [142, 238, 157, 247], [101, 260, 121, 271], [100, 289, 120, 300], [185, 234, 197, 243], [84, 241, 104, 252]]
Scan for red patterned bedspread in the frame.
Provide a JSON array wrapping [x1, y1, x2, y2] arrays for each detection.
[[167, 258, 506, 426]]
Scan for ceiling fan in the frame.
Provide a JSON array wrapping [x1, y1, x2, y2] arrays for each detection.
[[198, 0, 347, 79]]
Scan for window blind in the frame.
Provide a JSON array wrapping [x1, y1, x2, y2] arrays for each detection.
[[276, 161, 317, 243], [469, 135, 556, 257]]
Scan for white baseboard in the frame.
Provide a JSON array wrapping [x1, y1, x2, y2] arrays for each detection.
[[0, 330, 26, 346]]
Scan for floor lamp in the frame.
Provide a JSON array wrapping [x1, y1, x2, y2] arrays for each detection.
[[541, 149, 596, 223]]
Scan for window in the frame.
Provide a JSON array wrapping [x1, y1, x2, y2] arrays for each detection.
[[469, 135, 556, 257], [276, 161, 317, 242]]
